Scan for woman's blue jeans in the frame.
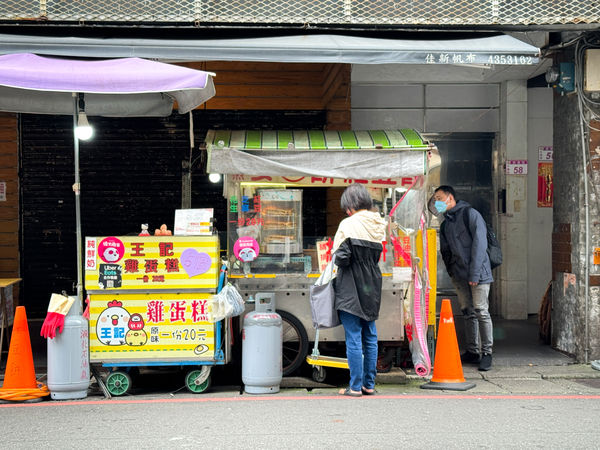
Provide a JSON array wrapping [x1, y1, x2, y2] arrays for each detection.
[[338, 310, 378, 392]]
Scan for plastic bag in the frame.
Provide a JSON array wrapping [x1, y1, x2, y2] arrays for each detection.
[[309, 255, 340, 329], [209, 283, 245, 322], [314, 255, 337, 286]]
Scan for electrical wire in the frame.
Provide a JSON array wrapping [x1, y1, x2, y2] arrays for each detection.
[[0, 382, 50, 402]]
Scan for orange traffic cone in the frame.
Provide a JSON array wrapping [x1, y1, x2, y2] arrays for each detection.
[[0, 306, 49, 401], [421, 299, 475, 391]]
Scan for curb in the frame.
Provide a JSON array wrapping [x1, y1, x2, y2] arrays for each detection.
[[375, 367, 408, 384], [401, 364, 600, 382]]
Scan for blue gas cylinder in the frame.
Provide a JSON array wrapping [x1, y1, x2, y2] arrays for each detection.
[[47, 297, 90, 399]]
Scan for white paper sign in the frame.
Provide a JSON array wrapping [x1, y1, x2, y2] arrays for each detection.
[[538, 146, 553, 161], [174, 209, 214, 236], [0, 181, 6, 201], [506, 160, 528, 175], [85, 237, 97, 271]]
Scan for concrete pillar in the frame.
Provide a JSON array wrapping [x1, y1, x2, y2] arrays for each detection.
[[552, 88, 600, 361], [526, 88, 553, 314], [499, 80, 529, 319], [552, 85, 586, 360]]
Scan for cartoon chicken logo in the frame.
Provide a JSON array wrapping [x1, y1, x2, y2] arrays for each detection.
[[125, 313, 148, 347], [96, 300, 131, 346], [102, 247, 120, 262]]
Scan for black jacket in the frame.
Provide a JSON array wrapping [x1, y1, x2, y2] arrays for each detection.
[[440, 200, 493, 284], [333, 238, 383, 321]]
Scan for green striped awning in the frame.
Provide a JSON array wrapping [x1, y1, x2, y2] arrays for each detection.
[[206, 129, 429, 151], [206, 129, 438, 179]]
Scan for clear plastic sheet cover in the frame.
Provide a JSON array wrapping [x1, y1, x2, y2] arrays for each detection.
[[208, 148, 426, 179]]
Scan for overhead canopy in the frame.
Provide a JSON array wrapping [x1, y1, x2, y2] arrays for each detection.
[[0, 53, 216, 116], [0, 34, 540, 65], [206, 129, 439, 180], [0, 53, 217, 302]]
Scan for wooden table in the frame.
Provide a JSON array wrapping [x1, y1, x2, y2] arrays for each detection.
[[0, 278, 21, 367]]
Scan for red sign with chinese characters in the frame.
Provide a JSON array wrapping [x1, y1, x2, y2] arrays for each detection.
[[537, 162, 553, 208], [228, 174, 417, 188]]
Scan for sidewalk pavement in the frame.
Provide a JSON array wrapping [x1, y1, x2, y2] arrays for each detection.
[[282, 364, 600, 395], [2, 317, 599, 396], [2, 361, 599, 398]]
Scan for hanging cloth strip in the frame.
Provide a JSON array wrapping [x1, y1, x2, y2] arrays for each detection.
[[411, 268, 431, 377]]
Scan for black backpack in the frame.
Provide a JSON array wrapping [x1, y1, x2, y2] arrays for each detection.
[[441, 207, 502, 269]]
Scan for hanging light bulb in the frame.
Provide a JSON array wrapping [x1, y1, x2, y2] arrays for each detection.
[[75, 111, 94, 141], [208, 173, 222, 183]]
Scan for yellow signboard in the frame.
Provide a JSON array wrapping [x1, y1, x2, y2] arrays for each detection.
[[415, 228, 437, 327], [89, 293, 216, 363], [84, 235, 219, 291], [427, 229, 437, 327]]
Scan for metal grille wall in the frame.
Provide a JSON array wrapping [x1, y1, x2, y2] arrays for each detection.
[[19, 110, 326, 316], [1, 0, 599, 26]]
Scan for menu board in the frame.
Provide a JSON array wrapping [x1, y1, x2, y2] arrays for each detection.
[[89, 292, 215, 362]]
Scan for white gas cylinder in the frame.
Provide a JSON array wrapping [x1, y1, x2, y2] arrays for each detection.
[[242, 292, 282, 394], [47, 297, 90, 400]]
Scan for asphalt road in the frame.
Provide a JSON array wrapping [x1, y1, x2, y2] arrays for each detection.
[[1, 385, 599, 449]]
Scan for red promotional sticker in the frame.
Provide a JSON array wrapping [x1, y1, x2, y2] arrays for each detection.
[[98, 237, 125, 263]]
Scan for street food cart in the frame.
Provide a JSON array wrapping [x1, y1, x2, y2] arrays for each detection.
[[84, 233, 230, 396], [206, 129, 440, 380]]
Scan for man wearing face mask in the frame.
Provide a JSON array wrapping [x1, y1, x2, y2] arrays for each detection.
[[433, 185, 494, 371]]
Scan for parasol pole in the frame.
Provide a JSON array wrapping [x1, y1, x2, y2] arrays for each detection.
[[72, 92, 83, 306]]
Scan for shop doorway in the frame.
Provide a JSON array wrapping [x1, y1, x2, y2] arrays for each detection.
[[430, 132, 570, 366]]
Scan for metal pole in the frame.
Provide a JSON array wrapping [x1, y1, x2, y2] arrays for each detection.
[[579, 106, 590, 365], [182, 111, 194, 209], [73, 93, 83, 306], [575, 40, 590, 364]]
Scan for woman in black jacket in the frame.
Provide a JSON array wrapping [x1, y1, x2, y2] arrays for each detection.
[[333, 184, 386, 397]]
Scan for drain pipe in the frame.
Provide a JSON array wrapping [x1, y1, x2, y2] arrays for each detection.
[[579, 107, 590, 364]]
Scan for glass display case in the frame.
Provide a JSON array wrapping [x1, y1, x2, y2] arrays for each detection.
[[258, 189, 302, 255], [227, 187, 310, 274]]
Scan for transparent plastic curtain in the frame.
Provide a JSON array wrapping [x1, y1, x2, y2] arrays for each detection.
[[390, 176, 427, 236]]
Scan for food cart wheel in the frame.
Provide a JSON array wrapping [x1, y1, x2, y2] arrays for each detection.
[[185, 367, 211, 394], [312, 366, 327, 383], [277, 310, 309, 376], [106, 371, 132, 396]]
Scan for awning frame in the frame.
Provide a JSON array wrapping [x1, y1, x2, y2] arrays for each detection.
[[0, 33, 540, 65]]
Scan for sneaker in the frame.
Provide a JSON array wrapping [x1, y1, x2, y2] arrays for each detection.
[[478, 353, 492, 371], [460, 351, 481, 364]]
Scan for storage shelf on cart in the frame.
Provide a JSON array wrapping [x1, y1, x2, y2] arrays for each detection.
[[93, 360, 226, 366], [246, 255, 311, 273], [306, 355, 349, 369]]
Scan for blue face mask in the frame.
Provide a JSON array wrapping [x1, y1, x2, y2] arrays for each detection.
[[434, 200, 448, 214]]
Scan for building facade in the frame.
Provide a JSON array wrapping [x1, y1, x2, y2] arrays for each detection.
[[0, 1, 598, 361]]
